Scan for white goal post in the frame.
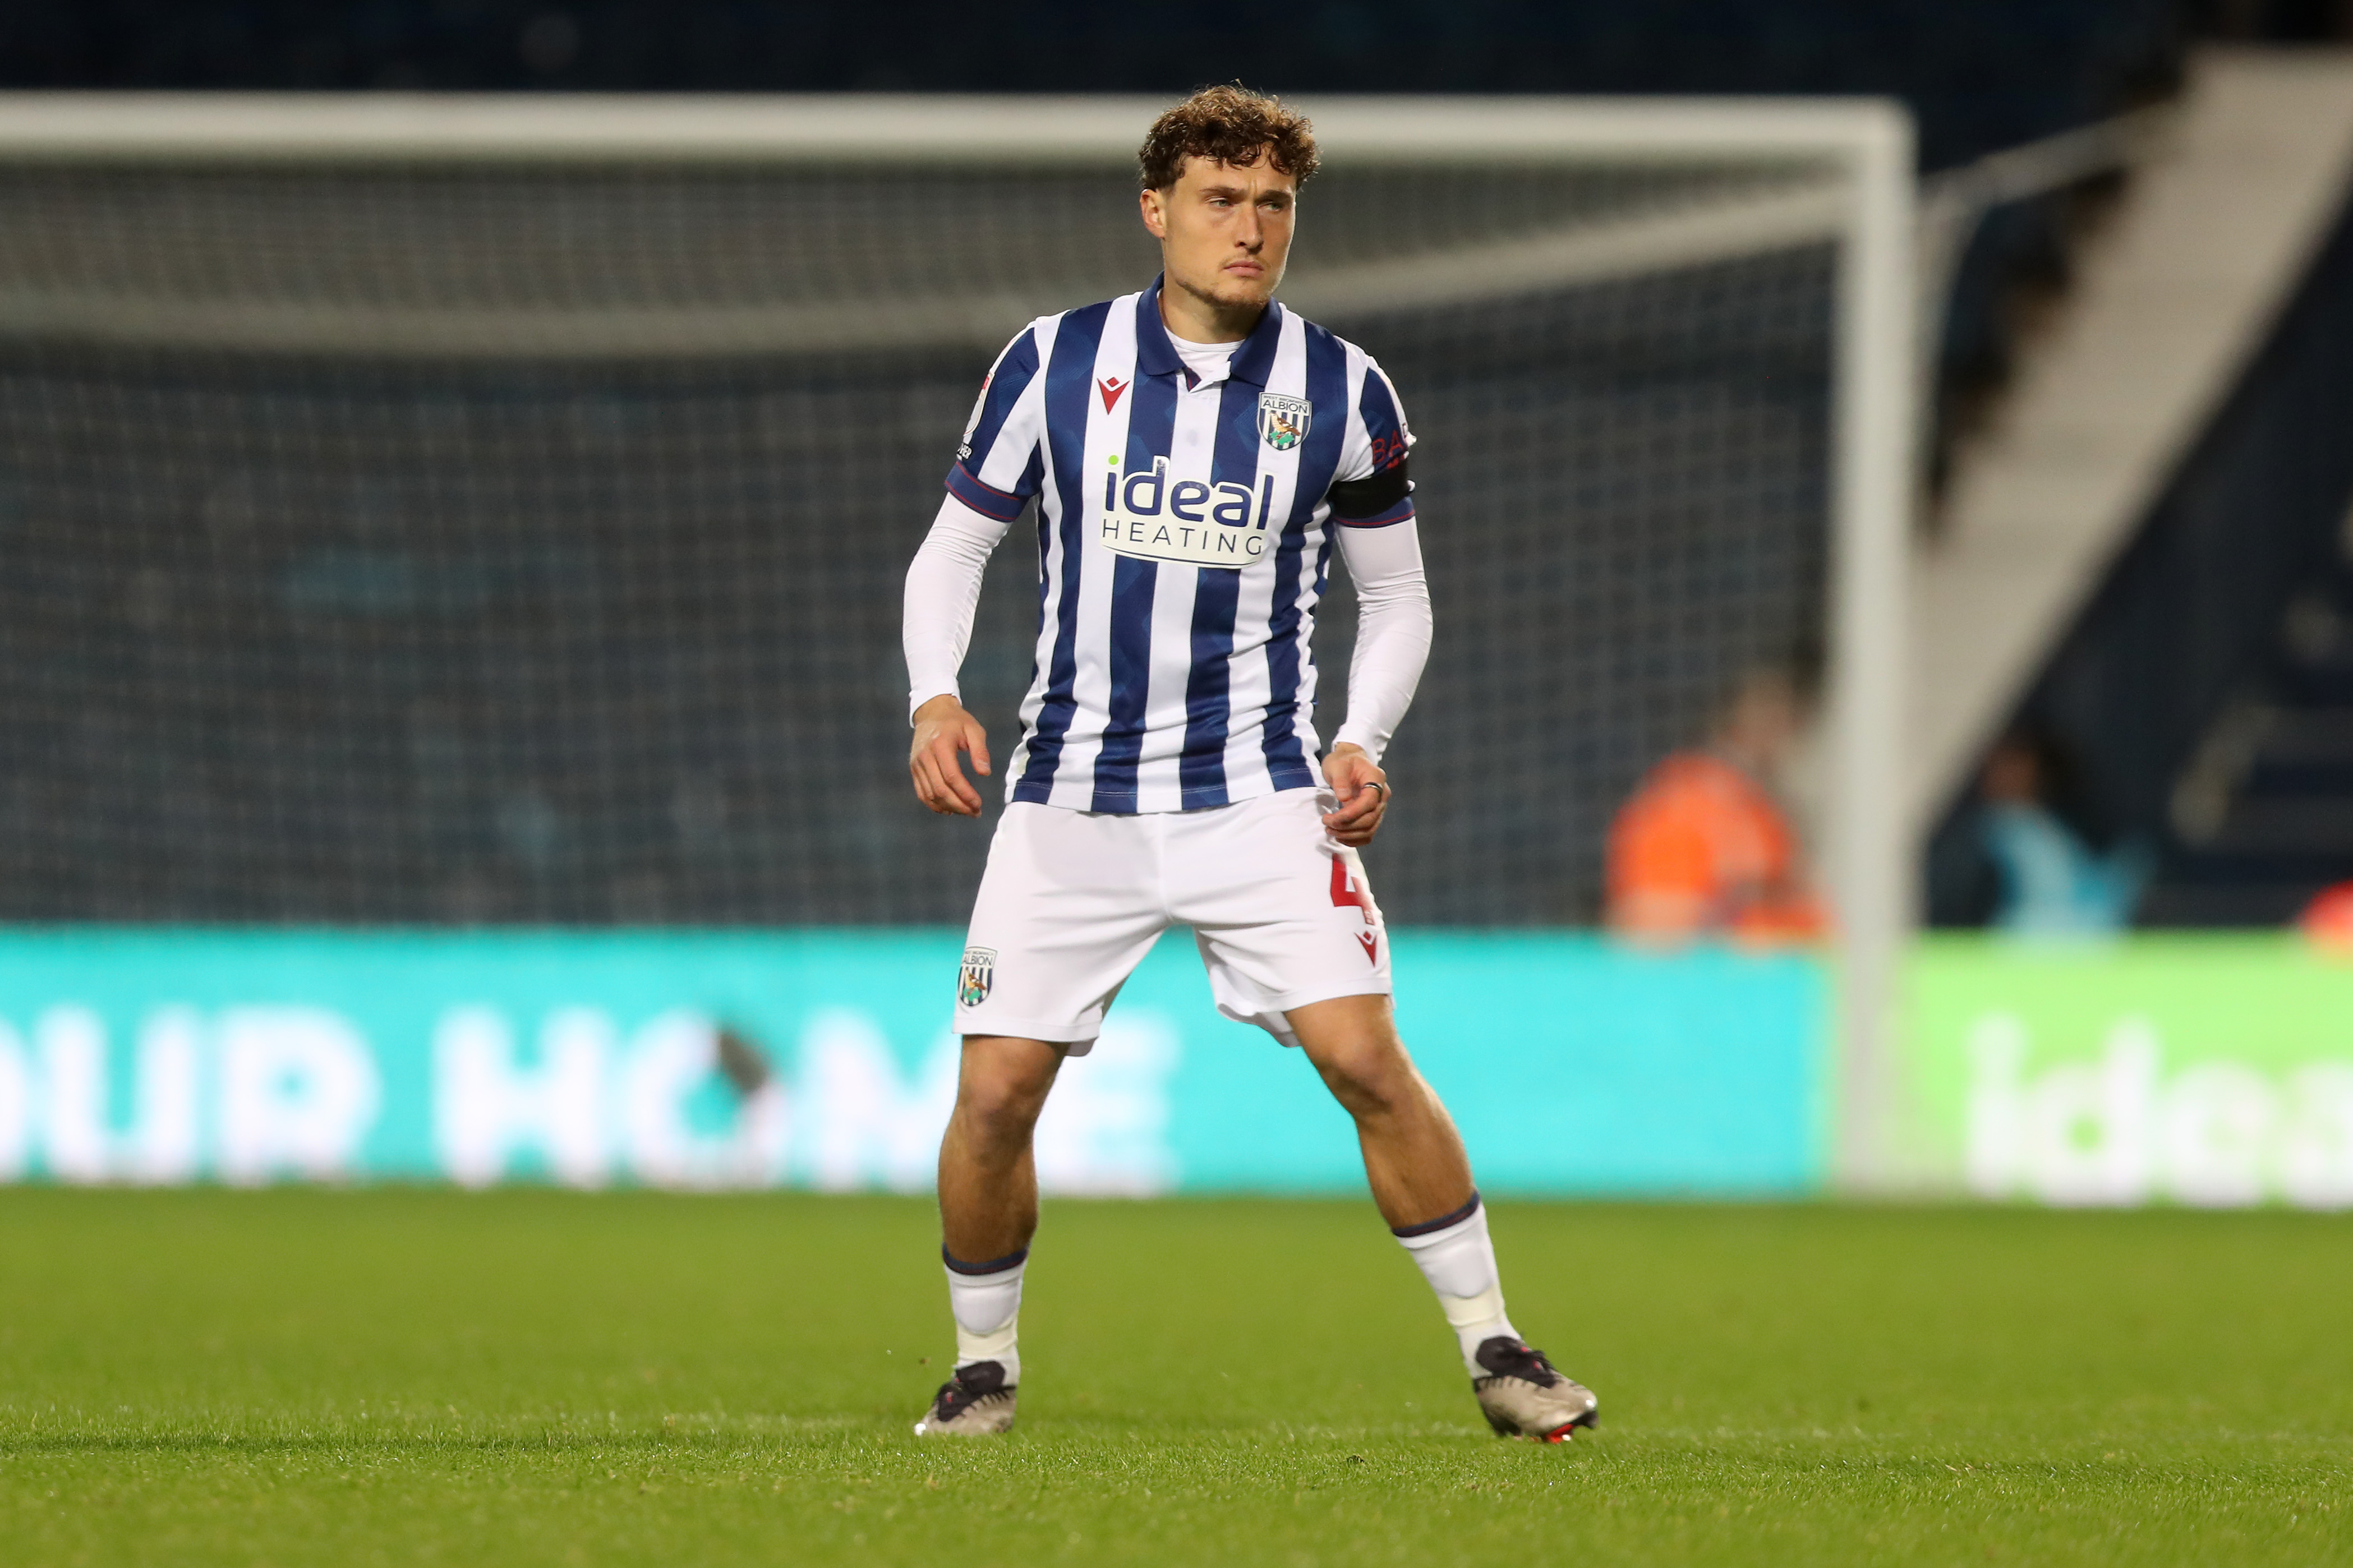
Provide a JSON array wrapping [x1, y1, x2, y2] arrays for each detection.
[[0, 92, 1914, 1189]]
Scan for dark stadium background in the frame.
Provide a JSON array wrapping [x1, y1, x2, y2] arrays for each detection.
[[0, 2, 2326, 440], [4, 1, 2352, 929]]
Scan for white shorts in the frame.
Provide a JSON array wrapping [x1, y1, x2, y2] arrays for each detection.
[[955, 787, 1390, 1053]]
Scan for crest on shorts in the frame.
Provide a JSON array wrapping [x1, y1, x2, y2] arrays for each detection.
[[1258, 393, 1312, 451], [957, 946, 996, 1008]]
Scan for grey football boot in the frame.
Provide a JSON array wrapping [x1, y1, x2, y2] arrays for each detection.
[[912, 1359, 1017, 1437], [1470, 1337, 1599, 1443]]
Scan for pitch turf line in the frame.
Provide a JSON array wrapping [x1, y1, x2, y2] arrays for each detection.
[[0, 1189, 2345, 1566]]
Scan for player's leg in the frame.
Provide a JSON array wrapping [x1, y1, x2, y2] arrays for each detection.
[[1180, 789, 1597, 1441], [915, 803, 1165, 1437], [1284, 1000, 1514, 1342], [1284, 995, 1594, 1440], [915, 1032, 1062, 1437], [938, 1034, 1063, 1264], [1285, 991, 1470, 1229]]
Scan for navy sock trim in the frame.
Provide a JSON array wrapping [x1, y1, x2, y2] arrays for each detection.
[[1390, 1190, 1481, 1239], [943, 1244, 1030, 1276]]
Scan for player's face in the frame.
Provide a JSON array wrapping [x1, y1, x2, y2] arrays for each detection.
[[1140, 154, 1297, 317]]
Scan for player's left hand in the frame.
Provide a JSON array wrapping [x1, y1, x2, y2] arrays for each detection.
[[1321, 744, 1389, 847]]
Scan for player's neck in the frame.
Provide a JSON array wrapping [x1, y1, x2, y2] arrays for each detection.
[[1158, 278, 1264, 346]]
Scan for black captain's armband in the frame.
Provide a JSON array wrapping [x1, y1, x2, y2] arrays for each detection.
[[1325, 456, 1411, 522]]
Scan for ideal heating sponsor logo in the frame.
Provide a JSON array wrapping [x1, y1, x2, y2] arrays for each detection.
[[1098, 455, 1278, 569]]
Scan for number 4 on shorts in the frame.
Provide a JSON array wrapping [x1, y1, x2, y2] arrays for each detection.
[[1329, 857, 1375, 926]]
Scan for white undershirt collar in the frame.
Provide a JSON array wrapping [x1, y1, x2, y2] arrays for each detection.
[[1167, 333, 1238, 389]]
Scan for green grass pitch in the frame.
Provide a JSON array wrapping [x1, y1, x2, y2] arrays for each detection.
[[1, 1189, 2346, 1566]]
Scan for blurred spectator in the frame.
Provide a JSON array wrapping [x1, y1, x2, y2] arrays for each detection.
[[1605, 661, 1827, 945], [1966, 730, 2151, 936], [2297, 880, 2353, 949]]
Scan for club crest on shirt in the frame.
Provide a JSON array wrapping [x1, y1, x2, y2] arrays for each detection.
[[957, 946, 996, 1008], [1258, 393, 1312, 451]]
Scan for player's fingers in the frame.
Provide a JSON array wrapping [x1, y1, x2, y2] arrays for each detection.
[[963, 721, 993, 777], [915, 748, 979, 816], [928, 738, 985, 814], [1326, 785, 1388, 846], [910, 753, 955, 814]]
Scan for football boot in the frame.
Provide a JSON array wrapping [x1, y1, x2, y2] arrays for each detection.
[[912, 1359, 1017, 1437], [1470, 1336, 1599, 1444]]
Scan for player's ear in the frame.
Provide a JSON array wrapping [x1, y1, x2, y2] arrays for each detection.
[[1139, 186, 1168, 241]]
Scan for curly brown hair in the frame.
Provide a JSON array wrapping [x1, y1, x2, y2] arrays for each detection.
[[1138, 84, 1320, 192]]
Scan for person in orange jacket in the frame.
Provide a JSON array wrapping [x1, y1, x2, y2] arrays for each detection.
[[2299, 880, 2353, 950], [1606, 661, 1829, 944]]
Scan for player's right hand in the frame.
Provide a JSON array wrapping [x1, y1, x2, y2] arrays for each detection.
[[910, 694, 992, 817]]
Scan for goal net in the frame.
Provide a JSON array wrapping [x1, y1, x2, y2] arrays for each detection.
[[0, 95, 1908, 1045]]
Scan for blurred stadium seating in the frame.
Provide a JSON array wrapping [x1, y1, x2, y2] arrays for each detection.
[[0, 0, 2216, 474], [1947, 183, 2353, 927], [0, 122, 1848, 925], [1, 2, 2350, 934]]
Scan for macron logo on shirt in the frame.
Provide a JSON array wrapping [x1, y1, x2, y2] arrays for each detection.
[[1097, 376, 1128, 412]]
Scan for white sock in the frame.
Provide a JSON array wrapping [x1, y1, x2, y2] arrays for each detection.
[[943, 1246, 1026, 1386], [1392, 1193, 1519, 1375]]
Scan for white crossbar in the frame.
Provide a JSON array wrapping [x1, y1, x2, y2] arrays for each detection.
[[0, 91, 1893, 165]]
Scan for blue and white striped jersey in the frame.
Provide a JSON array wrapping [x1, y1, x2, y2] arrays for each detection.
[[946, 277, 1416, 815]]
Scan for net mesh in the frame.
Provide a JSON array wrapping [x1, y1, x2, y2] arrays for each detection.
[[0, 154, 1832, 925]]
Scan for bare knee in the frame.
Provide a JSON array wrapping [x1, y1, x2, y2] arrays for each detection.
[[1316, 1039, 1423, 1119], [1289, 999, 1421, 1121], [954, 1036, 1063, 1145]]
